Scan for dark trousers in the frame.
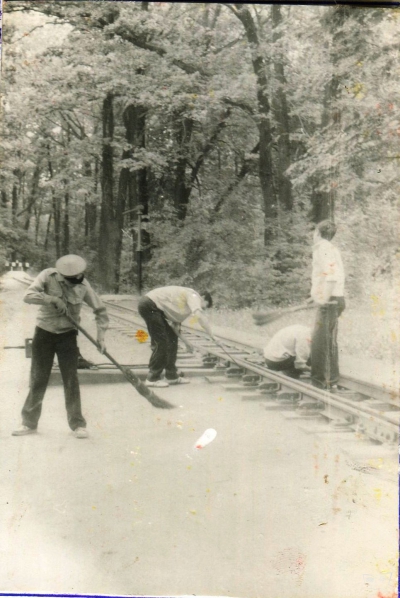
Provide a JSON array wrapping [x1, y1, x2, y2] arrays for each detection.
[[311, 297, 345, 389], [138, 297, 178, 381], [265, 356, 301, 379], [22, 327, 86, 431]]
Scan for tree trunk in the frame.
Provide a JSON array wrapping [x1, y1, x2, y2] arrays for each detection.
[[83, 160, 97, 240], [23, 165, 41, 231], [309, 71, 339, 223], [172, 115, 194, 220], [271, 5, 293, 212], [309, 7, 352, 223], [98, 92, 120, 291], [230, 4, 276, 243], [44, 212, 52, 251], [34, 201, 42, 245], [1, 176, 7, 211], [137, 142, 150, 265], [11, 169, 20, 225], [63, 189, 70, 254], [85, 201, 97, 238], [117, 102, 151, 291], [48, 156, 61, 258]]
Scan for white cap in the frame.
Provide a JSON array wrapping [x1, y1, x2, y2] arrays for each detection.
[[56, 255, 87, 277]]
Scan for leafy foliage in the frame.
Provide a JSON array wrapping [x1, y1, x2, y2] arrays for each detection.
[[1, 2, 398, 306]]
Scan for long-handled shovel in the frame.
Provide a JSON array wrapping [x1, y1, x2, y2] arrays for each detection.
[[252, 301, 316, 326], [67, 313, 176, 410]]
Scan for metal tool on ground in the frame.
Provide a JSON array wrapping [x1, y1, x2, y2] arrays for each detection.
[[4, 345, 26, 349], [66, 313, 176, 410], [4, 338, 33, 357], [252, 301, 316, 326]]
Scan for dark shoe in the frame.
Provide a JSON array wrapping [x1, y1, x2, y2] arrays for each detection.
[[74, 427, 88, 439], [77, 356, 97, 369], [12, 425, 37, 436]]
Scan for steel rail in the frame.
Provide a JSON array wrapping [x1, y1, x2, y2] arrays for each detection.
[[103, 301, 399, 433], [104, 300, 399, 399]]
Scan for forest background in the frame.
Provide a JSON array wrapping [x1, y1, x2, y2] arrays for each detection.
[[1, 1, 399, 362]]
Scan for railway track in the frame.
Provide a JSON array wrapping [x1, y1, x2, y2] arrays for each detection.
[[8, 274, 399, 447], [103, 299, 400, 447]]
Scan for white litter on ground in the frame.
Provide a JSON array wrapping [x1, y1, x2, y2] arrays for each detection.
[[194, 428, 217, 449]]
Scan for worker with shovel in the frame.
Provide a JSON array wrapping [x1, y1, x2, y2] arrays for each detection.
[[138, 286, 214, 388], [12, 255, 109, 439]]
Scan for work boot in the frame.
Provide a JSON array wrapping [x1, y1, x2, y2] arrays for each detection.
[[12, 425, 37, 436]]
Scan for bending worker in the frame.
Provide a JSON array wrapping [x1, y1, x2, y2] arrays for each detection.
[[12, 255, 108, 439], [263, 325, 311, 379], [138, 286, 214, 387]]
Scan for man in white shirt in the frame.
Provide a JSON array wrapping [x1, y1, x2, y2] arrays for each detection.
[[138, 286, 214, 387], [263, 325, 311, 379], [310, 220, 345, 389]]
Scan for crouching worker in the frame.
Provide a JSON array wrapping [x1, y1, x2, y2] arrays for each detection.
[[12, 255, 109, 439], [263, 325, 311, 379], [138, 286, 213, 388]]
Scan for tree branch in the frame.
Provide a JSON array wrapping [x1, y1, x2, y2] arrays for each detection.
[[111, 22, 209, 76], [213, 141, 260, 214], [59, 110, 86, 139], [39, 131, 65, 147], [42, 114, 65, 132], [6, 2, 209, 77], [16, 166, 41, 217], [222, 97, 255, 117], [212, 35, 246, 55], [8, 22, 64, 45], [189, 108, 232, 186]]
